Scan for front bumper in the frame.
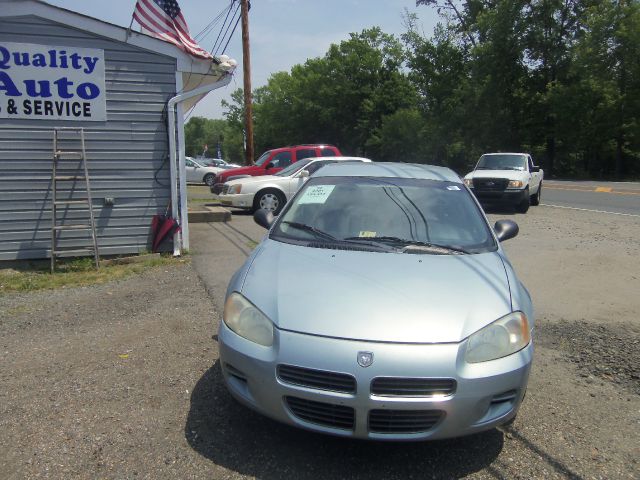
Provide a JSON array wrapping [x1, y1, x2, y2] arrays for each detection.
[[218, 322, 533, 441], [218, 193, 254, 209], [471, 188, 528, 206]]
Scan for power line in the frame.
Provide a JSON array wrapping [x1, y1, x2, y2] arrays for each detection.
[[213, 1, 241, 55]]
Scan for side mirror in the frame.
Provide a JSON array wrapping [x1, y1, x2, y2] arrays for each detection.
[[254, 209, 275, 229], [531, 166, 540, 172], [494, 220, 519, 242], [298, 170, 310, 178]]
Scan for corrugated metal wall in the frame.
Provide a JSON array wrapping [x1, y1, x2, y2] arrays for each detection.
[[0, 15, 177, 260]]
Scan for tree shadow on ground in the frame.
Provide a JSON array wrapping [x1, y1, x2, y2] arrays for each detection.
[[185, 362, 504, 480]]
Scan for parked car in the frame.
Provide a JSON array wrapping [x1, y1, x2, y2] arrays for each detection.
[[211, 144, 341, 194], [203, 158, 241, 169], [185, 157, 225, 186], [217, 156, 371, 214], [463, 153, 544, 213], [219, 162, 534, 441]]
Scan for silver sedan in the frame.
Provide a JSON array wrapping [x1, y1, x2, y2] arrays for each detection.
[[218, 162, 534, 441]]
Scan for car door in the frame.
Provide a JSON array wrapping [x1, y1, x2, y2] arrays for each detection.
[[185, 159, 198, 183], [287, 160, 332, 197], [266, 151, 293, 175], [527, 155, 541, 192]]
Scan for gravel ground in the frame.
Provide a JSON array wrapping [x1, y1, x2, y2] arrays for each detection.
[[1, 204, 639, 479]]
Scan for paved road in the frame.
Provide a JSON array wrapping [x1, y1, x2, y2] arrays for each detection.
[[543, 180, 640, 216]]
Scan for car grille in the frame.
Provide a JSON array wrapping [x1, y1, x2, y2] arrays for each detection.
[[221, 184, 230, 195], [368, 409, 444, 434], [285, 396, 355, 430], [277, 364, 356, 394], [473, 177, 509, 191], [371, 377, 456, 397]]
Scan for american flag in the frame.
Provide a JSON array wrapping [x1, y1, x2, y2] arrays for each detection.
[[133, 0, 213, 59]]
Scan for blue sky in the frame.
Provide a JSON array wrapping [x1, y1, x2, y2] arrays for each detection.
[[47, 0, 437, 119]]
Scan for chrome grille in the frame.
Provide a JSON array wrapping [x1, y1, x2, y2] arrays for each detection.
[[368, 409, 444, 434], [221, 184, 230, 194], [285, 396, 355, 430], [371, 377, 456, 397], [277, 364, 356, 394]]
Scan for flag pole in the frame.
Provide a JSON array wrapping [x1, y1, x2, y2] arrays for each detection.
[[126, 3, 137, 41]]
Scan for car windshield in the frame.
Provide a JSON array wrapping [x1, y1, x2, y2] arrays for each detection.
[[192, 159, 205, 168], [274, 158, 314, 177], [255, 151, 272, 167], [477, 154, 526, 171], [271, 176, 496, 254]]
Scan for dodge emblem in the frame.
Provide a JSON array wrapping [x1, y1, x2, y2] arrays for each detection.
[[357, 351, 374, 368]]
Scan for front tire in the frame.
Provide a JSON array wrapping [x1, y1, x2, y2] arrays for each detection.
[[530, 183, 541, 206], [203, 173, 215, 186], [254, 189, 286, 215], [516, 188, 530, 213]]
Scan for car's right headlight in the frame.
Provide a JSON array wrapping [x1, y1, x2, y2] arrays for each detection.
[[223, 292, 274, 346], [507, 180, 524, 189], [229, 184, 242, 194], [465, 311, 531, 363]]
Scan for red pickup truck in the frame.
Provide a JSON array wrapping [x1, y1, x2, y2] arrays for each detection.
[[211, 144, 341, 194]]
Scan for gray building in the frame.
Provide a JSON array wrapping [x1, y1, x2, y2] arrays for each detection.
[[0, 0, 233, 260]]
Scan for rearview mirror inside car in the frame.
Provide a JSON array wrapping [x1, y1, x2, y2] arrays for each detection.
[[494, 220, 519, 242], [254, 209, 275, 229]]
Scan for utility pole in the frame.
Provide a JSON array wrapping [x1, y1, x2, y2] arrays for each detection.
[[240, 0, 254, 165]]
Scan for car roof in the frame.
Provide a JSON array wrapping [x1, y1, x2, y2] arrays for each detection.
[[481, 152, 528, 156], [313, 162, 461, 183], [306, 156, 371, 163]]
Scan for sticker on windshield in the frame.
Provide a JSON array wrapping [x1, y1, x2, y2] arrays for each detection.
[[359, 231, 377, 238], [447, 185, 460, 191], [298, 185, 336, 204]]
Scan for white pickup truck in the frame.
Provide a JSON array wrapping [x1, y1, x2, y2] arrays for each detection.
[[463, 152, 544, 213]]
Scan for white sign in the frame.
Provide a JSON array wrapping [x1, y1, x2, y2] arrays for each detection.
[[0, 42, 106, 121], [298, 185, 335, 204]]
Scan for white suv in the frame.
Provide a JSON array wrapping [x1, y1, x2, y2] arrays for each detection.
[[463, 153, 543, 213]]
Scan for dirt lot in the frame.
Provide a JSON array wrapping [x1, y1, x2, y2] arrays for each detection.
[[0, 205, 639, 479]]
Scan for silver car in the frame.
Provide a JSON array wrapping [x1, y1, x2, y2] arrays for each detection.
[[218, 162, 533, 441]]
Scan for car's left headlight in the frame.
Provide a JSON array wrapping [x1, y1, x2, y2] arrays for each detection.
[[229, 184, 242, 194], [223, 292, 274, 346], [507, 180, 524, 189], [466, 311, 531, 363]]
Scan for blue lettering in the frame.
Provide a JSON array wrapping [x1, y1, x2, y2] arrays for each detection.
[[53, 77, 73, 99], [12, 52, 30, 67], [0, 72, 21, 96], [24, 80, 52, 98], [32, 54, 47, 67], [76, 82, 99, 100], [0, 46, 9, 70]]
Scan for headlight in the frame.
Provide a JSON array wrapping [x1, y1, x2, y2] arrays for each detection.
[[507, 180, 524, 189], [466, 311, 530, 363], [464, 178, 473, 188], [229, 184, 242, 194], [223, 292, 273, 346]]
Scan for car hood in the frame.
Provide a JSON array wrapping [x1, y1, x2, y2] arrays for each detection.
[[241, 240, 512, 343], [220, 165, 264, 179], [465, 170, 529, 181], [228, 175, 282, 187]]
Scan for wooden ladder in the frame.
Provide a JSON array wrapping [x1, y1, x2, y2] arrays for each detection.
[[51, 127, 100, 272]]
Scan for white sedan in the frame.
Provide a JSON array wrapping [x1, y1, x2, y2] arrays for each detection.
[[185, 157, 225, 186], [217, 156, 371, 214]]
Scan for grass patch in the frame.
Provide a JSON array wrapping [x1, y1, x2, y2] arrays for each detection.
[[0, 255, 187, 293]]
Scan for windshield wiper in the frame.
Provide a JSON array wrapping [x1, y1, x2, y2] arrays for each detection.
[[345, 236, 468, 254], [282, 222, 394, 251], [281, 221, 337, 241]]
